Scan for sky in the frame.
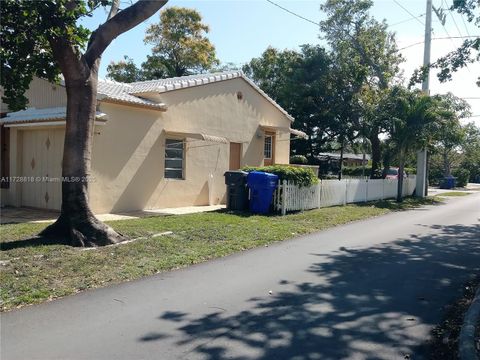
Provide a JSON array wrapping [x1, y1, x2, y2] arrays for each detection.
[[81, 0, 480, 126]]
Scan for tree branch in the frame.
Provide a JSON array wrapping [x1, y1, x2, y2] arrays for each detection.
[[85, 0, 168, 67], [49, 37, 89, 82], [107, 0, 120, 20]]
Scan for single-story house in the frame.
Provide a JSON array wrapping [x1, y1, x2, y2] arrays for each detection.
[[0, 71, 305, 213], [317, 152, 371, 168]]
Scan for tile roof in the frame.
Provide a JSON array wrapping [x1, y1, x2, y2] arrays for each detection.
[[123, 70, 294, 121], [3, 71, 292, 119], [129, 71, 242, 94], [97, 81, 167, 110], [1, 107, 107, 124], [317, 152, 372, 161]]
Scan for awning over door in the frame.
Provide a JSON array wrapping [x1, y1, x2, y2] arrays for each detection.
[[165, 131, 229, 144], [258, 125, 308, 139], [289, 128, 308, 139]]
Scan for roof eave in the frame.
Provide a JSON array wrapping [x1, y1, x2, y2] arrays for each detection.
[[98, 97, 167, 111]]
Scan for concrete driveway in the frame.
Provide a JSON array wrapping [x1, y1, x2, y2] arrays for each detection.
[[0, 205, 225, 224], [1, 193, 479, 360]]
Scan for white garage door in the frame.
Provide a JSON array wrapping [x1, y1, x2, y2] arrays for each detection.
[[21, 128, 64, 210]]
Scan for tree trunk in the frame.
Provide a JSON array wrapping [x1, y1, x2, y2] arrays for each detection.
[[396, 149, 405, 203], [338, 137, 344, 181], [38, 0, 168, 247], [40, 72, 125, 247], [443, 150, 450, 177], [369, 130, 381, 179]]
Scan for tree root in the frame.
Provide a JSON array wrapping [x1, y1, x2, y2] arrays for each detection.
[[39, 213, 127, 247]]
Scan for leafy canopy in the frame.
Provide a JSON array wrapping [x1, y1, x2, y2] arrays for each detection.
[[411, 0, 479, 86], [107, 6, 218, 81], [0, 0, 110, 110], [243, 45, 338, 158], [383, 87, 452, 153]]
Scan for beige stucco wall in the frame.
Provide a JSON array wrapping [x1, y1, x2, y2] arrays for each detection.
[[4, 77, 292, 213], [89, 78, 291, 213], [25, 78, 67, 109], [1, 78, 67, 113]]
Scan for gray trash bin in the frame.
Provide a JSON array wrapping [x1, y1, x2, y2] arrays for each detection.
[[224, 171, 249, 210]]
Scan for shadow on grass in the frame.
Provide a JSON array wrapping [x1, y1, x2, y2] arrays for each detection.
[[0, 236, 72, 250], [1, 198, 443, 250], [139, 223, 480, 360], [355, 196, 443, 211]]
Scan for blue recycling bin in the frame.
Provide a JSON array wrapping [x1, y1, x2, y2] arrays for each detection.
[[247, 171, 279, 214], [440, 175, 456, 189]]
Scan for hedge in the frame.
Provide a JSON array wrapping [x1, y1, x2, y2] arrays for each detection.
[[242, 165, 318, 187], [290, 155, 308, 165], [341, 166, 417, 178], [452, 168, 470, 187]]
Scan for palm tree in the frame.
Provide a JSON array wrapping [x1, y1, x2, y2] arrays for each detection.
[[383, 87, 452, 202]]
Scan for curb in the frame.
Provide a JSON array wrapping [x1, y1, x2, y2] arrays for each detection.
[[459, 285, 480, 360]]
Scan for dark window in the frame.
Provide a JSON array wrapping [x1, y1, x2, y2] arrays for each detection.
[[264, 135, 272, 159], [165, 138, 184, 179], [1, 125, 9, 189]]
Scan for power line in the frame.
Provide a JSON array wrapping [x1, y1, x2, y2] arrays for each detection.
[[265, 0, 320, 27], [438, 0, 457, 47], [459, 13, 472, 37], [447, 6, 464, 39], [397, 35, 479, 51], [389, 13, 426, 27], [392, 0, 425, 26]]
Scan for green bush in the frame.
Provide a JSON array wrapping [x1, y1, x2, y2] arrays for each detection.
[[342, 166, 370, 177], [452, 168, 470, 187], [404, 167, 416, 175], [242, 165, 318, 187], [428, 164, 443, 186], [290, 155, 308, 164], [320, 174, 339, 180]]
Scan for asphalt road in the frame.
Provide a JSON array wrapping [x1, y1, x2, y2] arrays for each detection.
[[2, 194, 480, 360]]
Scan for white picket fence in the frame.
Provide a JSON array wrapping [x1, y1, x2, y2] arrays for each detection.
[[274, 176, 417, 215]]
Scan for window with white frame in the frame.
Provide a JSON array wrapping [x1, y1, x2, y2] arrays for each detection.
[[165, 138, 184, 179], [264, 135, 272, 159]]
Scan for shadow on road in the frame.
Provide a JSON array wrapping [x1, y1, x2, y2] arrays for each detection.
[[139, 223, 480, 360]]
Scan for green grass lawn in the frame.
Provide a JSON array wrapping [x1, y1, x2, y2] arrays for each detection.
[[437, 191, 471, 197], [0, 197, 439, 311]]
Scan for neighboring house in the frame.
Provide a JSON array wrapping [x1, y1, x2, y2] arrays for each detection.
[[316, 152, 371, 174], [0, 71, 305, 213]]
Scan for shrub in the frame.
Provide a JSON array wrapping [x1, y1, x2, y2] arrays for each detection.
[[290, 155, 308, 164], [242, 165, 318, 187], [320, 174, 339, 180], [452, 168, 470, 187], [404, 167, 416, 175], [342, 166, 370, 177]]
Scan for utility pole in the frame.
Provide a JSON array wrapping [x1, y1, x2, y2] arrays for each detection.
[[416, 0, 432, 197]]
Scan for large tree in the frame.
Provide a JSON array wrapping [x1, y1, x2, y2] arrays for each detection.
[[383, 87, 451, 201], [430, 93, 471, 177], [320, 0, 403, 178], [243, 45, 337, 160], [107, 6, 218, 81], [1, 0, 168, 246], [460, 122, 480, 182]]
